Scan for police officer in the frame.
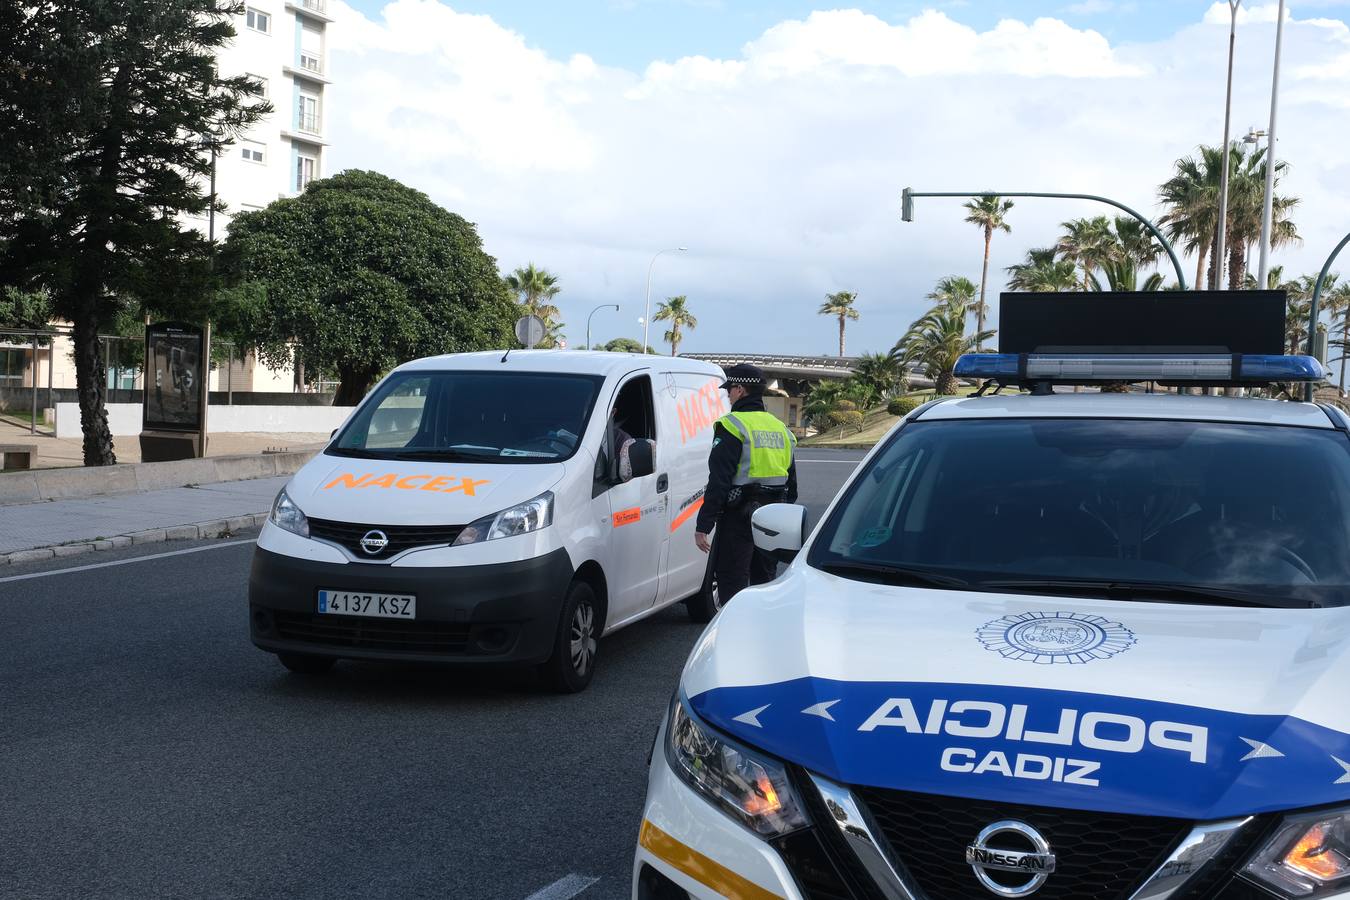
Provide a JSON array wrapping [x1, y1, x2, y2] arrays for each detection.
[[694, 364, 798, 602]]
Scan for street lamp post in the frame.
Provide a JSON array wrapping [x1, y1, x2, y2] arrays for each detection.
[[1214, 0, 1241, 291], [586, 303, 619, 351], [1257, 0, 1287, 290], [902, 189, 1187, 290], [1304, 229, 1350, 401], [643, 247, 686, 353]]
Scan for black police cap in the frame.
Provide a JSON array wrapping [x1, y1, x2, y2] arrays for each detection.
[[719, 363, 765, 390]]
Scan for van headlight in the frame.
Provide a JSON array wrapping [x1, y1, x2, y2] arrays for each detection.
[[664, 697, 808, 838], [452, 492, 554, 545], [269, 488, 309, 538], [1244, 808, 1350, 897]]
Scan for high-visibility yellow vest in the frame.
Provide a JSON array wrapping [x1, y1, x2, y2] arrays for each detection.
[[718, 411, 795, 486]]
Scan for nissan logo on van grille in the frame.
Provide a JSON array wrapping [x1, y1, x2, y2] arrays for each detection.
[[965, 821, 1056, 897], [360, 530, 390, 555]]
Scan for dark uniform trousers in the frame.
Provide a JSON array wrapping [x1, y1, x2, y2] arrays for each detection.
[[713, 496, 779, 601]]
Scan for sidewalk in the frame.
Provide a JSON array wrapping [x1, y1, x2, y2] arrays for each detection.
[[0, 476, 286, 563], [0, 417, 329, 469]]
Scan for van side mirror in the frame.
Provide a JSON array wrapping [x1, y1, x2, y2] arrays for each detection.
[[752, 503, 808, 562], [622, 439, 656, 480]]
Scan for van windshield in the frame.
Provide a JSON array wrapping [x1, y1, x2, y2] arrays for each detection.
[[807, 418, 1350, 608], [329, 370, 605, 463]]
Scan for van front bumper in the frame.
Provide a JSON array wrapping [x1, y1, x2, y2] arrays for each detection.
[[248, 546, 573, 665]]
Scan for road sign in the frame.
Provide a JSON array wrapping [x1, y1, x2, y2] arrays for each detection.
[[514, 315, 546, 349]]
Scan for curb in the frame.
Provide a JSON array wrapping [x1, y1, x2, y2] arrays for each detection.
[[0, 512, 268, 566]]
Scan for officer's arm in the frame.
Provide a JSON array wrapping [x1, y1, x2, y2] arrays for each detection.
[[696, 424, 742, 533], [786, 456, 798, 504]]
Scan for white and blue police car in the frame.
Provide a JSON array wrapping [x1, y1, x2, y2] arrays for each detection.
[[633, 293, 1350, 900]]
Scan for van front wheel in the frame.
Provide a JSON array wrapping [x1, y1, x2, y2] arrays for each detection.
[[541, 580, 599, 693]]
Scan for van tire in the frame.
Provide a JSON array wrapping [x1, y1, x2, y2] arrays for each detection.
[[541, 580, 600, 693], [685, 561, 721, 624], [277, 652, 336, 675]]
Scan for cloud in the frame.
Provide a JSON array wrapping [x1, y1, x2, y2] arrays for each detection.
[[325, 4, 1350, 356]]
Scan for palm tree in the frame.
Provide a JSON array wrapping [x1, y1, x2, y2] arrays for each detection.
[[928, 275, 978, 309], [1223, 145, 1300, 290], [1056, 216, 1118, 290], [1323, 281, 1350, 394], [818, 291, 860, 357], [892, 280, 995, 395], [1159, 146, 1224, 290], [654, 295, 697, 356], [804, 380, 846, 425], [1006, 248, 1078, 292], [852, 351, 905, 401], [504, 263, 563, 346], [503, 263, 561, 321], [963, 194, 1013, 350]]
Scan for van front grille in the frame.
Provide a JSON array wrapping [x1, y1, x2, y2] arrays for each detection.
[[307, 518, 465, 560]]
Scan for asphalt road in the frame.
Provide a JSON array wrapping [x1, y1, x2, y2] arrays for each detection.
[[0, 449, 865, 900]]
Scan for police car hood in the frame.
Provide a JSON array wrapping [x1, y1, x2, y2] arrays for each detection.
[[285, 451, 567, 525], [682, 566, 1350, 819]]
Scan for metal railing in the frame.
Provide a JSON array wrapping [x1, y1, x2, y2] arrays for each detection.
[[296, 111, 320, 133]]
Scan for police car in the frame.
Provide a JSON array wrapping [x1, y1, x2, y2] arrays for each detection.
[[633, 294, 1350, 900], [248, 350, 729, 692]]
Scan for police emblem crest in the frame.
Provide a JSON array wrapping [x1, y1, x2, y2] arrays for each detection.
[[977, 611, 1135, 665]]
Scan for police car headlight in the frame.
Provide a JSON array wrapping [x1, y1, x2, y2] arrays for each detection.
[[452, 492, 554, 545], [665, 697, 808, 838], [269, 488, 309, 538], [1244, 808, 1350, 898]]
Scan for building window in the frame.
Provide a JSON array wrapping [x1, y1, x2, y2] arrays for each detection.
[[245, 73, 268, 98], [245, 8, 270, 33], [297, 94, 319, 133], [241, 141, 265, 163], [0, 348, 25, 385], [299, 22, 323, 73], [296, 154, 317, 191]]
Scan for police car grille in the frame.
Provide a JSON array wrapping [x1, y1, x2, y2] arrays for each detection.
[[307, 519, 465, 560], [854, 787, 1190, 900], [273, 611, 471, 653]]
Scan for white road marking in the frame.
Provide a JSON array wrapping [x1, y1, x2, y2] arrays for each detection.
[[523, 874, 601, 900], [733, 704, 770, 727], [0, 539, 256, 584]]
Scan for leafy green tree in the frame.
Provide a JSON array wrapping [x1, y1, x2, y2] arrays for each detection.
[[1323, 281, 1350, 394], [893, 280, 994, 395], [818, 291, 860, 357], [503, 263, 563, 347], [803, 380, 846, 426], [0, 288, 52, 329], [963, 194, 1013, 349], [654, 295, 697, 356], [219, 171, 517, 405], [602, 336, 655, 354], [1006, 248, 1078, 292], [1056, 217, 1118, 291], [1159, 146, 1224, 290], [0, 0, 268, 464]]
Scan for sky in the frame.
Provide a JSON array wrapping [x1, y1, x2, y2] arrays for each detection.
[[321, 1, 1350, 356]]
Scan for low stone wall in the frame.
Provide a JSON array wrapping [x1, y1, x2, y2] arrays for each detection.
[[54, 402, 354, 438], [0, 448, 320, 506]]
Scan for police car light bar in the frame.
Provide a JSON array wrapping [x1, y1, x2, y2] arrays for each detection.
[[953, 353, 1327, 385]]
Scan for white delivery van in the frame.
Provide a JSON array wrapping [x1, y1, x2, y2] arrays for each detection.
[[248, 350, 729, 691]]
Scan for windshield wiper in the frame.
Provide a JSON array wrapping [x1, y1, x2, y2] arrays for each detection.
[[815, 560, 968, 589], [979, 578, 1318, 609], [389, 449, 485, 462]]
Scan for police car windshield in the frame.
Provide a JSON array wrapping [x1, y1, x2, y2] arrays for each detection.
[[329, 370, 604, 463], [809, 418, 1350, 608]]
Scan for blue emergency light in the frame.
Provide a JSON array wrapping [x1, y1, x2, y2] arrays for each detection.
[[953, 352, 1326, 385]]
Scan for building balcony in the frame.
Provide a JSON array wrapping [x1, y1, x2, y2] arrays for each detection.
[[296, 112, 321, 134], [282, 63, 331, 85], [285, 0, 334, 22]]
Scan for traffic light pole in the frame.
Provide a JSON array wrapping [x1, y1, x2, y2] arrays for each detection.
[[1304, 229, 1350, 401], [901, 189, 1187, 291]]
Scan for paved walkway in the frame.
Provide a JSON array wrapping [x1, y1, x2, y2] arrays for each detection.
[[0, 417, 328, 469], [0, 476, 286, 555]]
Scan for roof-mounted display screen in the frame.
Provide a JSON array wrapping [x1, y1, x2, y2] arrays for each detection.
[[998, 291, 1286, 356]]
